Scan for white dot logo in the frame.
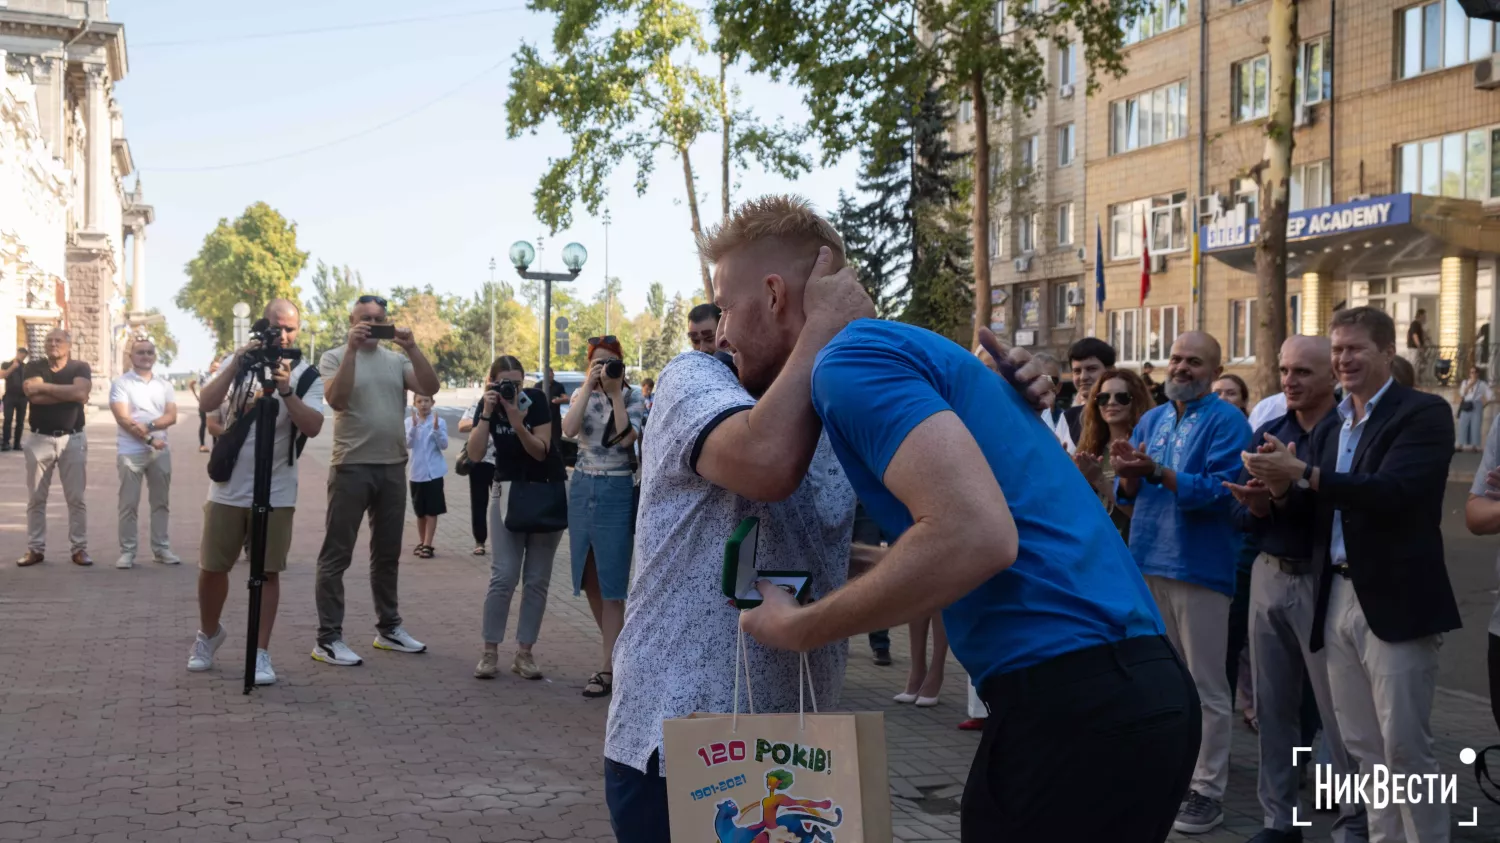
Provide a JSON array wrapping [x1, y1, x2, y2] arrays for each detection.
[[1460, 747, 1477, 765]]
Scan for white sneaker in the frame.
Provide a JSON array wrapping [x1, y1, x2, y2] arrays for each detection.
[[187, 625, 226, 672], [154, 550, 181, 566], [254, 649, 276, 685], [373, 627, 426, 653], [311, 640, 363, 666], [116, 553, 135, 569]]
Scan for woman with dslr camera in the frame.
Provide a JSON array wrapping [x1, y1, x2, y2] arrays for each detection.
[[466, 355, 566, 681], [561, 336, 643, 699]]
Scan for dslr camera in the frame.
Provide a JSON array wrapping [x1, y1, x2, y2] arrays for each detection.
[[488, 380, 519, 402], [603, 359, 624, 380], [244, 320, 302, 371]]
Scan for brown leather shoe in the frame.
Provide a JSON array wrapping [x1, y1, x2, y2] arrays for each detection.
[[16, 551, 44, 567], [70, 551, 93, 567]]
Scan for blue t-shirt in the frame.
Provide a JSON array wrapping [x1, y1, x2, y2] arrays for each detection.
[[810, 320, 1163, 685]]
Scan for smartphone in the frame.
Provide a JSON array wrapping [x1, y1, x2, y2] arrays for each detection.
[[367, 324, 396, 340]]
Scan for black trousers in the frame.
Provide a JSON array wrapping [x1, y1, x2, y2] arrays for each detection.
[[2, 398, 25, 448], [198, 409, 207, 447], [468, 461, 495, 545], [1489, 634, 1500, 734], [962, 635, 1199, 842]]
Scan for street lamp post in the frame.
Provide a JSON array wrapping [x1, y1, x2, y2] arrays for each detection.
[[603, 209, 612, 335], [509, 240, 587, 398], [488, 257, 497, 364]]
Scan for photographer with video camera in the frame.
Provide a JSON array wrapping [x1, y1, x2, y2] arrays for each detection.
[[561, 336, 644, 699], [466, 355, 566, 680], [312, 295, 441, 667], [187, 299, 324, 686]]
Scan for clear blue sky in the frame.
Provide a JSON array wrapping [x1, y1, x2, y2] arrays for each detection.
[[115, 0, 855, 372]]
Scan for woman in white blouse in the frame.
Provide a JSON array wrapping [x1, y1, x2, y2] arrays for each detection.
[[1459, 365, 1493, 453]]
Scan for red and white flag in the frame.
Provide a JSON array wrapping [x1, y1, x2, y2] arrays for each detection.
[[1140, 216, 1151, 307]]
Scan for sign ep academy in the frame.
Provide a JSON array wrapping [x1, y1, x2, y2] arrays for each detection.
[[1203, 193, 1414, 252]]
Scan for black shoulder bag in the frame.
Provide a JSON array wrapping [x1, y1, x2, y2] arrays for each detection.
[[206, 367, 320, 483], [503, 390, 569, 534]]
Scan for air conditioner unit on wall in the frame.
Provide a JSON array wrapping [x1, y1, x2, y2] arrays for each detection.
[[1066, 286, 1084, 306], [1197, 193, 1224, 220], [1149, 254, 1167, 273], [1059, 83, 1076, 99], [1476, 55, 1500, 90], [1293, 104, 1315, 127], [1014, 256, 1032, 272]]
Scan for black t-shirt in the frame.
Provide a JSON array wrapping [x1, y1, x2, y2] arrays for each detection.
[[23, 359, 91, 432], [3, 358, 25, 398], [485, 387, 564, 482]]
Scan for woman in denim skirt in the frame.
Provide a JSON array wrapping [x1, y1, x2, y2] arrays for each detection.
[[561, 336, 644, 698]]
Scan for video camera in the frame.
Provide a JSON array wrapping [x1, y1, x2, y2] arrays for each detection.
[[244, 319, 302, 373]]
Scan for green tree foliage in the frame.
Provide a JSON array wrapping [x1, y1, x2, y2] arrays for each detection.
[[715, 0, 1146, 345], [175, 202, 309, 353], [642, 292, 689, 373], [645, 281, 666, 321], [901, 82, 974, 346], [828, 134, 911, 319], [506, 0, 809, 301], [303, 261, 369, 352], [387, 285, 457, 377]]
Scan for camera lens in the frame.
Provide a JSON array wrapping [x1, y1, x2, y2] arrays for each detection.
[[604, 359, 624, 380], [497, 381, 517, 401]]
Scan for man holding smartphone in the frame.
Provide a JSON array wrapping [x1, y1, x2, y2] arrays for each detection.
[[312, 295, 442, 667]]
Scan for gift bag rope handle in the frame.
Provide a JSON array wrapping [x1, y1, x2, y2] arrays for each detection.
[[733, 624, 819, 732]]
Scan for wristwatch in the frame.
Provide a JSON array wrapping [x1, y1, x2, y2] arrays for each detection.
[[1147, 463, 1165, 485], [144, 421, 155, 433]]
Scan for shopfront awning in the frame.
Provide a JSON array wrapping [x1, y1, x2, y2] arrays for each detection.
[[1201, 193, 1500, 276]]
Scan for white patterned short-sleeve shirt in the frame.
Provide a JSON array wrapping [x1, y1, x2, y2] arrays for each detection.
[[604, 351, 856, 775]]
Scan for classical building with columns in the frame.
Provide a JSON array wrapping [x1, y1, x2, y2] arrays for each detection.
[[0, 0, 152, 389], [959, 0, 1500, 394]]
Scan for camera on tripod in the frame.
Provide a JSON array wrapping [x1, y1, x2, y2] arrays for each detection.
[[243, 320, 302, 376]]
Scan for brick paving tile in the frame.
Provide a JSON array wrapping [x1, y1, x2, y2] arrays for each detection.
[[3, 407, 1500, 841]]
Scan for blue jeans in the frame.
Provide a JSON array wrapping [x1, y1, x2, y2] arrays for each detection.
[[568, 472, 635, 600], [605, 752, 669, 843]]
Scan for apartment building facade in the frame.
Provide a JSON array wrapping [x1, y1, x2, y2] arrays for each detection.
[[961, 0, 1500, 387]]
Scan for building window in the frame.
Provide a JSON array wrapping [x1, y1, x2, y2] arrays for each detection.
[[994, 0, 1007, 31], [1109, 305, 1180, 362], [1054, 281, 1079, 326], [1109, 191, 1189, 260], [1290, 160, 1332, 211], [1232, 177, 1260, 220], [1021, 134, 1039, 172], [1289, 293, 1302, 335], [959, 95, 973, 124], [1398, 126, 1500, 199], [1230, 298, 1257, 361], [1233, 55, 1270, 122], [1400, 0, 1499, 79], [989, 219, 1002, 258], [1057, 202, 1074, 246], [1020, 212, 1040, 253], [1122, 0, 1187, 46], [1059, 42, 1078, 89], [1058, 123, 1075, 167], [1236, 39, 1333, 123], [1021, 286, 1042, 328], [1110, 81, 1189, 154]]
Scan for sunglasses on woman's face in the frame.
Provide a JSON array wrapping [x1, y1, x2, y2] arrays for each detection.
[[587, 335, 618, 346], [1095, 391, 1133, 406]]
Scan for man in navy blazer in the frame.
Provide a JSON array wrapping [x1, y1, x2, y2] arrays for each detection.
[[1245, 306, 1459, 843]]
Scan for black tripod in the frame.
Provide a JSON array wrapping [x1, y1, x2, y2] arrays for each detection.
[[242, 368, 280, 695]]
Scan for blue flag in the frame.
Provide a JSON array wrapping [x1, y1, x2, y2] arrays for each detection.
[[1094, 215, 1106, 310]]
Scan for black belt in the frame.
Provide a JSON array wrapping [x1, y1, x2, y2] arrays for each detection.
[[30, 429, 81, 438], [979, 635, 1177, 703], [1265, 554, 1315, 576], [1331, 564, 1353, 579]]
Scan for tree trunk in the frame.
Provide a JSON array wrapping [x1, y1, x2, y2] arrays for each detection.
[[1253, 0, 1297, 399], [721, 54, 731, 222], [969, 70, 991, 350], [681, 146, 715, 300]]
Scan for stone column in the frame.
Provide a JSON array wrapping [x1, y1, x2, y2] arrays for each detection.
[[1439, 255, 1479, 367], [84, 67, 110, 232], [130, 224, 145, 313], [1300, 271, 1333, 336]]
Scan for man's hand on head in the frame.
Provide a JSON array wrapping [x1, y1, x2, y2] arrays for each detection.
[[802, 247, 875, 333], [976, 327, 1052, 411]]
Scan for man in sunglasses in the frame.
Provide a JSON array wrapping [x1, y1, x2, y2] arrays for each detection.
[[312, 294, 441, 667]]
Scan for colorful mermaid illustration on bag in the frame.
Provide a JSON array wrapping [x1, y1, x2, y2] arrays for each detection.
[[713, 769, 845, 843]]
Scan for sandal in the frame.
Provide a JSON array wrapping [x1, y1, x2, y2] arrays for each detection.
[[473, 544, 486, 556], [419, 545, 436, 558], [582, 671, 613, 698]]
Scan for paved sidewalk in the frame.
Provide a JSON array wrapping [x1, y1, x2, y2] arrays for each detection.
[[1, 404, 1498, 841]]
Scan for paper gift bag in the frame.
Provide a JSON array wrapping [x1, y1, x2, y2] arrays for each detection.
[[663, 644, 892, 842]]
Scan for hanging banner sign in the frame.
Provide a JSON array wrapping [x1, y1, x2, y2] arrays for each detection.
[[1202, 193, 1413, 251]]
